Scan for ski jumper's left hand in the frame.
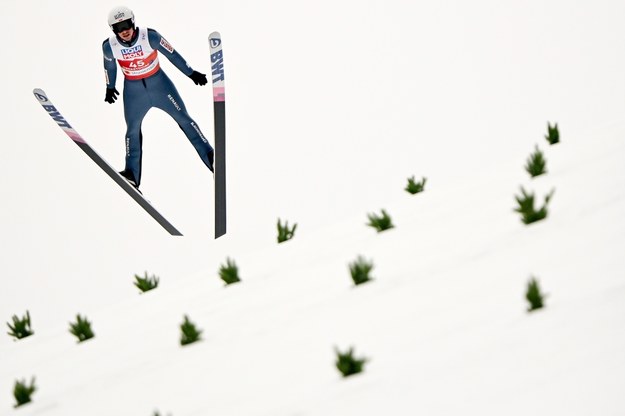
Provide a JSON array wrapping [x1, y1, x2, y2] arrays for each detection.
[[189, 71, 208, 86]]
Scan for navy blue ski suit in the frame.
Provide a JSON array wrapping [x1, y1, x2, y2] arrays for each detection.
[[103, 27, 213, 186]]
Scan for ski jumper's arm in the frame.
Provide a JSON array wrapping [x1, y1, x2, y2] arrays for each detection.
[[102, 40, 118, 89], [147, 29, 195, 76]]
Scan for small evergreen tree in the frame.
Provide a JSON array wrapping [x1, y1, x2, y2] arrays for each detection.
[[525, 145, 547, 178], [366, 209, 394, 232], [7, 310, 34, 340], [514, 187, 554, 224], [134, 271, 160, 293], [545, 122, 560, 145], [180, 315, 202, 346], [13, 377, 36, 407], [526, 277, 546, 312], [349, 255, 374, 285], [405, 176, 427, 194], [219, 257, 241, 285], [277, 218, 297, 243], [69, 314, 95, 343], [335, 347, 368, 377]]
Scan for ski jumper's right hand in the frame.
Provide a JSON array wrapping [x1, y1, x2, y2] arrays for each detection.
[[105, 87, 119, 104]]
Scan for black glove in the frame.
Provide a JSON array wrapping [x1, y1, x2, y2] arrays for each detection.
[[105, 88, 119, 104], [189, 71, 208, 86]]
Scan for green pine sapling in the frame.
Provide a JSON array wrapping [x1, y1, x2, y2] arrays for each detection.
[[13, 377, 36, 407], [526, 277, 546, 312], [514, 187, 554, 224], [367, 209, 394, 232], [335, 347, 368, 377], [134, 271, 160, 293], [69, 314, 95, 343], [349, 255, 374, 285], [545, 122, 560, 145], [405, 176, 427, 194], [7, 310, 34, 340], [219, 257, 241, 285], [277, 218, 297, 243], [180, 315, 202, 346], [525, 145, 547, 178]]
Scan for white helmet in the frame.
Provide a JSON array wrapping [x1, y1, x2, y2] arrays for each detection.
[[108, 6, 135, 32]]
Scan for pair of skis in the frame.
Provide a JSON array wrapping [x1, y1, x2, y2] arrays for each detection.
[[33, 32, 226, 238]]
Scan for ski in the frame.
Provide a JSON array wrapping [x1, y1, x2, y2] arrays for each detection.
[[209, 31, 227, 239], [32, 88, 183, 236]]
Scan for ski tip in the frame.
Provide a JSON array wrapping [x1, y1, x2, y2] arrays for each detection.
[[33, 88, 48, 103], [209, 31, 222, 48]]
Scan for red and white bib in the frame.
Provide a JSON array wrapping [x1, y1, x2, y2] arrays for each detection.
[[109, 28, 160, 80]]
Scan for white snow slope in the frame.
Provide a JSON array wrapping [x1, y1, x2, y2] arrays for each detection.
[[1, 0, 625, 415]]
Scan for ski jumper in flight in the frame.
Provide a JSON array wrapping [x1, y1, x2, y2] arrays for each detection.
[[102, 6, 214, 189]]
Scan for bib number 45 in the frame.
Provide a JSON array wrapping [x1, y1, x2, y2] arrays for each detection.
[[128, 60, 146, 68]]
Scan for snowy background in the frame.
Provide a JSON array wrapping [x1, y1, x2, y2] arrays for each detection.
[[1, 0, 625, 414]]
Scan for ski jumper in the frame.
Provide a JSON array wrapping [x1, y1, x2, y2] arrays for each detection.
[[102, 27, 213, 186]]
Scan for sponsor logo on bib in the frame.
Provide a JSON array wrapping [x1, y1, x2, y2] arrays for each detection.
[[121, 45, 144, 59]]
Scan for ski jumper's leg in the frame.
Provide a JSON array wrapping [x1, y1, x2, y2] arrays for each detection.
[[147, 71, 214, 172], [122, 79, 152, 186]]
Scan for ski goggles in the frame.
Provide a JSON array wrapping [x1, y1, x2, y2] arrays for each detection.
[[112, 19, 134, 34]]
